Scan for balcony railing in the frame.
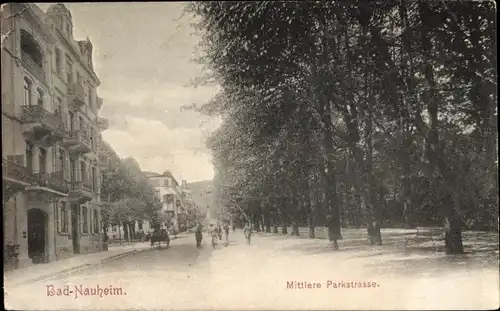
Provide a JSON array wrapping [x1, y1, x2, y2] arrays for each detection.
[[2, 158, 36, 184], [20, 105, 63, 131], [70, 179, 94, 194], [21, 51, 45, 84], [33, 171, 69, 193], [66, 131, 91, 146], [97, 117, 109, 130]]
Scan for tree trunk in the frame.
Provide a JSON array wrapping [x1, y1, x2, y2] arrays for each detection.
[[444, 195, 464, 254], [118, 224, 122, 245], [280, 199, 288, 234], [291, 221, 299, 236], [307, 213, 315, 238], [320, 105, 342, 243], [123, 222, 130, 242], [265, 216, 271, 233], [281, 221, 288, 234], [364, 102, 382, 246], [419, 1, 464, 253], [352, 187, 362, 228], [253, 214, 260, 232]]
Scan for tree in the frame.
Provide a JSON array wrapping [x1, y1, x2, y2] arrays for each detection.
[[187, 1, 498, 255]]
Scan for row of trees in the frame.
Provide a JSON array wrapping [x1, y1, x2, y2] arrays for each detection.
[[187, 1, 497, 254], [99, 143, 163, 242], [99, 142, 204, 240]]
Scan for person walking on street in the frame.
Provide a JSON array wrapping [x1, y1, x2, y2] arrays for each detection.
[[195, 223, 203, 248], [211, 225, 219, 249], [243, 223, 252, 245], [217, 224, 223, 240], [232, 223, 236, 232], [223, 223, 229, 246]]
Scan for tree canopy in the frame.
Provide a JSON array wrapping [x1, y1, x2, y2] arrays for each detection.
[[187, 1, 498, 254]]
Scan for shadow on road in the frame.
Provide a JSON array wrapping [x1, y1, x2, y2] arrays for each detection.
[[260, 228, 499, 276]]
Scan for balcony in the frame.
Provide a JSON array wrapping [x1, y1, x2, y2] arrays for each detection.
[[63, 131, 92, 155], [20, 105, 64, 148], [2, 156, 36, 202], [67, 83, 85, 111], [98, 155, 111, 171], [21, 51, 46, 84], [97, 117, 109, 131], [97, 97, 103, 110], [26, 171, 69, 202], [67, 179, 94, 203]]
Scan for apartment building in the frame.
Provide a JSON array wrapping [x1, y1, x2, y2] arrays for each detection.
[[144, 171, 184, 232], [2, 3, 108, 269]]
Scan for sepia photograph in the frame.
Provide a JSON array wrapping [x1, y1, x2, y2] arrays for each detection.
[[2, 1, 499, 310]]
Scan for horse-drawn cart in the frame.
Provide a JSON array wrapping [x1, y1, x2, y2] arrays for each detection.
[[150, 229, 170, 249]]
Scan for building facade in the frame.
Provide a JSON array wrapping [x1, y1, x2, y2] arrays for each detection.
[[2, 3, 108, 269], [144, 171, 185, 232]]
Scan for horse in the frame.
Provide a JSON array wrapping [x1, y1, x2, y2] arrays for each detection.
[[150, 229, 170, 249]]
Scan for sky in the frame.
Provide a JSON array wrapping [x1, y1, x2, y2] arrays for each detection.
[[36, 2, 221, 182]]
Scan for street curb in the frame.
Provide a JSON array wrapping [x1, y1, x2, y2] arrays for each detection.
[[7, 263, 92, 288], [6, 248, 150, 288], [6, 237, 191, 287]]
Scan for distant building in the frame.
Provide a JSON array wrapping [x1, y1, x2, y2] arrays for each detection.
[[145, 171, 183, 232]]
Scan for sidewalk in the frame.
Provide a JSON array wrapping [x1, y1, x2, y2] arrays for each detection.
[[4, 242, 151, 288], [4, 233, 191, 288]]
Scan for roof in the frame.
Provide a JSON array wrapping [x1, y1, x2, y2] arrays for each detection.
[[145, 170, 179, 185], [142, 171, 160, 177]]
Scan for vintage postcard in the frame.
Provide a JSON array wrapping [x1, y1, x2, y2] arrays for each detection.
[[2, 2, 499, 310]]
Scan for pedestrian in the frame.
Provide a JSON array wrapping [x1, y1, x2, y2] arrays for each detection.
[[217, 224, 223, 240], [243, 223, 252, 245], [232, 223, 236, 232], [211, 225, 219, 249], [195, 223, 203, 248], [223, 223, 229, 245]]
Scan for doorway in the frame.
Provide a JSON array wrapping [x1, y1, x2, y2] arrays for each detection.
[[27, 208, 47, 264], [71, 204, 80, 254]]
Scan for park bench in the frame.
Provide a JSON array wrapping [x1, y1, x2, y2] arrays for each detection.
[[404, 227, 444, 249]]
